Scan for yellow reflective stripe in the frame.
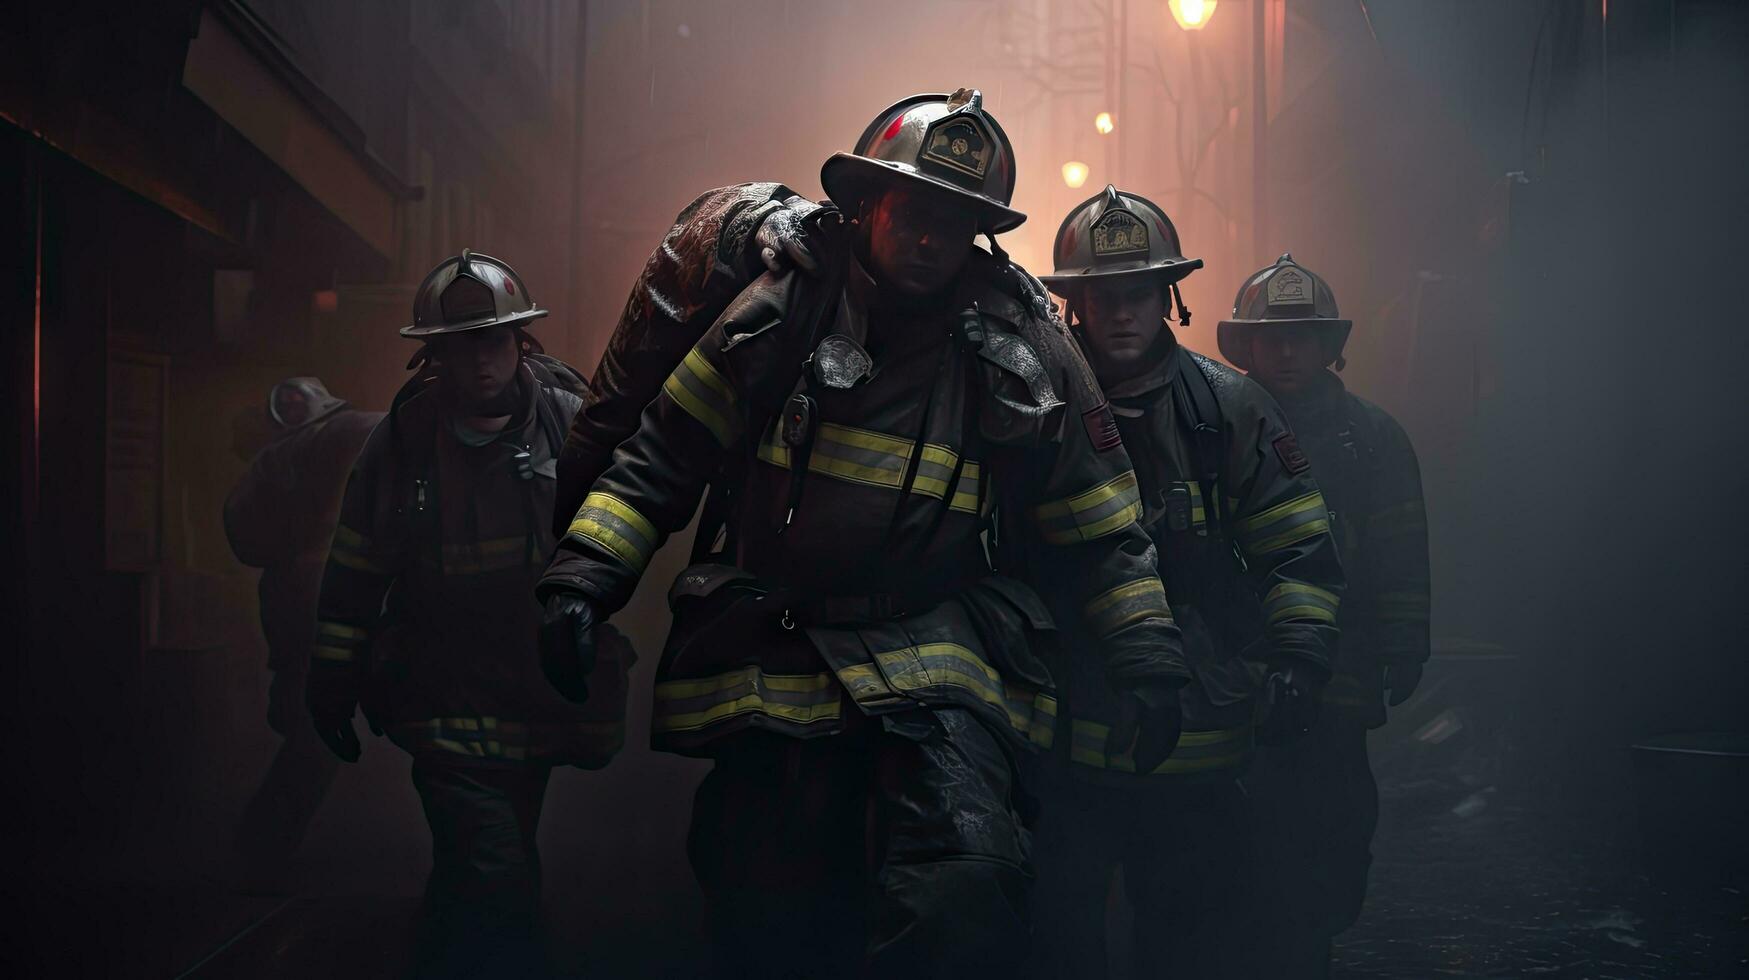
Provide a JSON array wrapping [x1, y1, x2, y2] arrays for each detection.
[[1263, 581, 1341, 625], [1272, 604, 1337, 624], [1003, 683, 1059, 748], [316, 621, 367, 642], [1069, 722, 1253, 775], [655, 669, 835, 700], [836, 662, 901, 705], [1237, 490, 1325, 534], [652, 666, 843, 734], [314, 618, 368, 661], [913, 447, 982, 513], [1083, 577, 1173, 637], [407, 716, 528, 760], [1247, 517, 1331, 554], [329, 547, 388, 575], [333, 525, 371, 549], [566, 492, 658, 574], [328, 524, 390, 574], [868, 642, 1051, 738], [758, 422, 982, 514], [653, 694, 841, 733], [1183, 481, 1208, 527], [663, 348, 741, 446], [1237, 491, 1331, 554], [1032, 471, 1144, 545]]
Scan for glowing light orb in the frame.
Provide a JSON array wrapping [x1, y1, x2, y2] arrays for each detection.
[[1061, 161, 1091, 188], [1094, 112, 1115, 135], [1169, 0, 1217, 31]]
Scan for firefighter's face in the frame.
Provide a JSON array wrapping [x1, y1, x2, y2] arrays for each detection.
[[861, 185, 978, 297], [432, 326, 520, 409], [1078, 277, 1168, 382], [1248, 323, 1328, 394]]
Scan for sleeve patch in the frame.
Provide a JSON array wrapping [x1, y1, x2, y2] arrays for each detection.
[[1083, 402, 1122, 453], [1273, 432, 1311, 475]]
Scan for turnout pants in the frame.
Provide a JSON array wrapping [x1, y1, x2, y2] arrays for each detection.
[[687, 707, 1031, 980], [409, 759, 553, 980], [1030, 771, 1257, 980], [1246, 721, 1378, 978]]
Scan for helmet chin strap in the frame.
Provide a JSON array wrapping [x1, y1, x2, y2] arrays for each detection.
[[983, 232, 1006, 263], [1171, 281, 1193, 327]]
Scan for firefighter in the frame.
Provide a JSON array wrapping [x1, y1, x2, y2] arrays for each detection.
[[1030, 189, 1347, 979], [1219, 253, 1431, 977], [538, 90, 1189, 979], [307, 252, 632, 978], [225, 378, 381, 883]]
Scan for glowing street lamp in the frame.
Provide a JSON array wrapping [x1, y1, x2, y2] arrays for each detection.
[[1061, 161, 1090, 188], [1094, 112, 1115, 135], [1169, 0, 1217, 31]]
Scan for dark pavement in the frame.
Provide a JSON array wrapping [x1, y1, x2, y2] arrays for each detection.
[[10, 638, 1745, 978], [17, 761, 1742, 979]]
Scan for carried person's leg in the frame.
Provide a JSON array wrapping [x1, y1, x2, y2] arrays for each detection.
[[867, 708, 1032, 980]]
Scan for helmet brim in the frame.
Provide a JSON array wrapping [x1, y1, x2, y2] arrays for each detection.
[[1039, 256, 1204, 290], [400, 307, 549, 338], [1216, 318, 1352, 371], [821, 153, 1026, 234]]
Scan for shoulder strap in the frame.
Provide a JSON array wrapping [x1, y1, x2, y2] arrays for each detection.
[[382, 378, 442, 564], [1170, 349, 1224, 482]]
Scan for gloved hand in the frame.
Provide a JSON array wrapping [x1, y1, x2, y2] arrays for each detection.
[[1384, 662, 1424, 707], [1106, 684, 1184, 775], [540, 591, 598, 703], [753, 206, 819, 275], [1257, 662, 1326, 746], [306, 672, 362, 763], [267, 669, 301, 737]]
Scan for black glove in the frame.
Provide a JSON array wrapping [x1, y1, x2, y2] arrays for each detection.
[[1257, 662, 1326, 746], [1384, 662, 1424, 707], [539, 591, 598, 703], [306, 671, 362, 763], [753, 206, 819, 275], [1106, 684, 1184, 775]]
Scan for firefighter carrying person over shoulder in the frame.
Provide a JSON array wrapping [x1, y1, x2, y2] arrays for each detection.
[[537, 90, 1189, 979], [1220, 253, 1432, 978], [1029, 187, 1347, 980], [225, 378, 380, 885], [306, 252, 633, 978]]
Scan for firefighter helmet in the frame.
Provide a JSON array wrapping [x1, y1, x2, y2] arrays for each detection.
[[1039, 185, 1203, 289], [402, 249, 548, 338], [820, 88, 1024, 233], [268, 377, 347, 430], [1216, 253, 1352, 371]]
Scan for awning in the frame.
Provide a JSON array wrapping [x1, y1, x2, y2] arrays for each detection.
[[181, 3, 417, 261]]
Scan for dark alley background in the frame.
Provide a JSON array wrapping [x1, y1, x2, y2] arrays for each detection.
[[3, 1, 1747, 976]]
